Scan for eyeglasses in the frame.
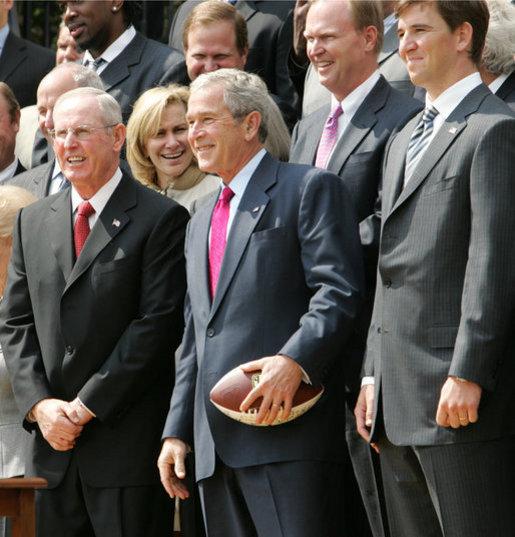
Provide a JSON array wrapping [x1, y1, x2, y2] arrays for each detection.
[[49, 124, 117, 141]]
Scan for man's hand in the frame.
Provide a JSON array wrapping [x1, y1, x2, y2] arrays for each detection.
[[63, 397, 95, 426], [239, 354, 303, 425], [436, 376, 482, 428], [32, 398, 83, 451], [354, 384, 379, 453], [157, 438, 190, 500]]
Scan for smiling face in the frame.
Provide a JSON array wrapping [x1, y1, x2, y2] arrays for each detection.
[[397, 2, 472, 99], [185, 20, 248, 81], [305, 0, 376, 101], [186, 83, 258, 182], [145, 102, 193, 187], [56, 24, 83, 65], [53, 94, 125, 197]]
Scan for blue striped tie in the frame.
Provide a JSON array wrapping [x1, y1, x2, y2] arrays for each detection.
[[404, 105, 439, 185]]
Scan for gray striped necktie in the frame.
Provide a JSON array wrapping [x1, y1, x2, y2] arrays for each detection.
[[404, 105, 439, 185], [85, 57, 106, 72]]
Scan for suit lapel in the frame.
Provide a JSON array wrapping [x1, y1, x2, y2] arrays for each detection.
[[235, 1, 257, 22], [98, 33, 144, 91], [326, 77, 388, 173], [387, 84, 491, 220], [64, 175, 135, 293], [209, 154, 277, 320], [46, 190, 74, 282], [0, 33, 24, 80], [496, 71, 515, 101], [188, 192, 219, 317]]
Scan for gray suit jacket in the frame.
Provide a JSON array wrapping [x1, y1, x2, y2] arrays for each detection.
[[0, 174, 188, 488], [97, 31, 187, 122], [365, 84, 515, 446], [8, 160, 53, 199], [163, 153, 363, 481], [0, 31, 54, 108], [496, 71, 515, 111], [291, 76, 422, 392]]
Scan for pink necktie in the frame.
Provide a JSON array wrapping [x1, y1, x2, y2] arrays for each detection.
[[315, 104, 343, 169], [209, 187, 235, 298], [74, 201, 95, 258]]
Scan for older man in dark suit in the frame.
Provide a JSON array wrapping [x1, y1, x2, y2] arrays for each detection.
[[158, 68, 363, 537], [0, 87, 188, 537], [356, 2, 515, 536], [60, 0, 187, 123], [290, 2, 421, 536], [0, 1, 54, 108]]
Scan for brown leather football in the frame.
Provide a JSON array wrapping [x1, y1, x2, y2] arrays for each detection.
[[209, 367, 324, 426]]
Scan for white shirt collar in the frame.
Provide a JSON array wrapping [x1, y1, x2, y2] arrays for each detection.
[[82, 25, 136, 69], [331, 70, 381, 123], [0, 158, 18, 184], [0, 23, 9, 55], [71, 167, 122, 217], [220, 148, 267, 201], [426, 72, 482, 120], [488, 73, 510, 95], [52, 159, 63, 179]]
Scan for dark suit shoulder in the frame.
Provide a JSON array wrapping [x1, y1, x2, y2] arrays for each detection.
[[7, 162, 52, 197]]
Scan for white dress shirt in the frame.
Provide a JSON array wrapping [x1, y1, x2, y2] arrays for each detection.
[[488, 73, 509, 95], [0, 23, 9, 57]]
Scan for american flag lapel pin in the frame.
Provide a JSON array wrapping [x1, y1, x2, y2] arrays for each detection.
[[252, 206, 260, 213], [112, 219, 121, 227]]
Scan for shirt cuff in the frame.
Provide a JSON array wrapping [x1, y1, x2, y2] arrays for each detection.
[[77, 398, 96, 418], [361, 376, 375, 387]]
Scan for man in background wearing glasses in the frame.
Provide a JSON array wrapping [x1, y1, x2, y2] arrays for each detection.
[[0, 87, 189, 537]]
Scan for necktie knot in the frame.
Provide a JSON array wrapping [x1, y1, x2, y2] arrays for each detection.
[[86, 58, 106, 72], [220, 186, 235, 204], [422, 105, 439, 125], [78, 201, 95, 218], [328, 104, 343, 123]]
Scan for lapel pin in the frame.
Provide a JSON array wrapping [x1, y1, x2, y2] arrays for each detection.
[[112, 219, 120, 227], [252, 206, 260, 213], [448, 127, 457, 134]]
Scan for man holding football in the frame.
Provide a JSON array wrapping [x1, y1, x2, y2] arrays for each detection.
[[158, 68, 364, 537]]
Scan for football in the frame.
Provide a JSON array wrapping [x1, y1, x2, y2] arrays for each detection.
[[209, 367, 324, 426]]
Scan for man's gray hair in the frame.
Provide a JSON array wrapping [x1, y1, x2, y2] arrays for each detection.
[[45, 62, 104, 91], [190, 69, 269, 142], [54, 87, 122, 126], [482, 0, 515, 75]]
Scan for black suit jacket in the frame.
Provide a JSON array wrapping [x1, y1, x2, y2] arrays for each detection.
[[163, 153, 363, 481], [96, 31, 188, 123], [0, 173, 189, 488], [495, 71, 515, 111], [0, 31, 54, 107], [169, 0, 298, 114]]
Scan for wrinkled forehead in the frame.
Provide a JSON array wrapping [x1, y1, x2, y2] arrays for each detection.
[[53, 95, 101, 126]]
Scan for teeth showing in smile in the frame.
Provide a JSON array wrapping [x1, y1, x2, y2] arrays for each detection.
[[162, 151, 184, 160], [67, 156, 85, 163]]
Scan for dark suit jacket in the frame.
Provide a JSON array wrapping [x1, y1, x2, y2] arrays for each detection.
[[8, 160, 53, 198], [169, 0, 298, 114], [97, 31, 188, 123], [0, 31, 54, 107], [291, 77, 421, 389], [365, 85, 515, 446], [0, 173, 188, 488], [163, 152, 363, 481], [495, 71, 515, 111]]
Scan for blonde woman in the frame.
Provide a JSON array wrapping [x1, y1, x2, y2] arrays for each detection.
[[127, 84, 219, 212]]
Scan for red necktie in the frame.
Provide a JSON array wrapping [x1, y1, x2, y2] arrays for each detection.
[[315, 104, 343, 169], [209, 187, 234, 298], [74, 201, 95, 258]]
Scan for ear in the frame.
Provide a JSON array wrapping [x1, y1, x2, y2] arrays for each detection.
[[240, 47, 249, 68], [112, 123, 126, 152], [455, 21, 473, 55], [362, 25, 378, 54], [13, 108, 20, 133], [110, 0, 123, 13], [242, 110, 261, 142]]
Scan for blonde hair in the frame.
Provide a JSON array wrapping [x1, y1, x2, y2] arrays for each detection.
[[0, 186, 37, 238], [126, 85, 190, 187]]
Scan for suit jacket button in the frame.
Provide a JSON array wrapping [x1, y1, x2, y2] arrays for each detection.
[[207, 328, 215, 337], [65, 345, 74, 354], [377, 327, 381, 334], [384, 279, 392, 288]]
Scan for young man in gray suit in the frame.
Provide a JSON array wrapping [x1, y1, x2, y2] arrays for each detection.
[[60, 0, 187, 123], [290, 2, 421, 536], [0, 88, 188, 537], [158, 69, 363, 537], [356, 2, 515, 536]]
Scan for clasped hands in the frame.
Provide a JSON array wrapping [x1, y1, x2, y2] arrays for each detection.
[[31, 397, 94, 452], [355, 376, 483, 451], [157, 354, 303, 499]]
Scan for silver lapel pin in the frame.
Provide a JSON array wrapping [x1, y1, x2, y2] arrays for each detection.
[[112, 219, 121, 227], [252, 206, 260, 213], [448, 127, 457, 134]]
